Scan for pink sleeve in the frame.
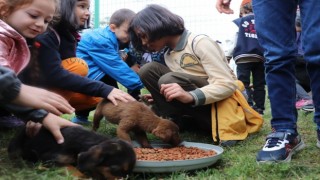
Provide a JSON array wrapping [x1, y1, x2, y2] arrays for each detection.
[[0, 36, 11, 68]]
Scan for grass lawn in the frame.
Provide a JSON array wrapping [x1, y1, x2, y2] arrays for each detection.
[[1, 97, 320, 179]]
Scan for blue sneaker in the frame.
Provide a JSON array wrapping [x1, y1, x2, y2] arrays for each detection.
[[71, 115, 91, 125], [256, 131, 305, 163]]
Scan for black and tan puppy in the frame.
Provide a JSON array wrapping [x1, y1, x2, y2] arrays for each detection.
[[93, 99, 182, 148], [8, 126, 136, 180]]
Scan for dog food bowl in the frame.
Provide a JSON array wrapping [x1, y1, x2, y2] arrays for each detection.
[[133, 141, 223, 173]]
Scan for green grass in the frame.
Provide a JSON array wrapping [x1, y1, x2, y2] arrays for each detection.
[[1, 96, 320, 179]]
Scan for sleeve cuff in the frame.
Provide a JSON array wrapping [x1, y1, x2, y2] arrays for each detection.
[[189, 89, 206, 106], [0, 67, 22, 103], [27, 109, 49, 123]]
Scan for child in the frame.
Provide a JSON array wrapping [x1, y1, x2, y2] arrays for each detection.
[[224, 0, 266, 115], [18, 0, 136, 125], [130, 4, 263, 146], [77, 8, 144, 100], [0, 0, 77, 144]]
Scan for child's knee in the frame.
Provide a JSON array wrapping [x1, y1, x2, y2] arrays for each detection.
[[158, 72, 182, 85], [61, 57, 89, 76]]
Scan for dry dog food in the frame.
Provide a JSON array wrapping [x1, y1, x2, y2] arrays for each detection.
[[134, 146, 217, 161]]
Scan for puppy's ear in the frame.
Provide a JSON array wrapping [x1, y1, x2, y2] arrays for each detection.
[[152, 127, 172, 142], [77, 145, 103, 171], [151, 126, 160, 136]]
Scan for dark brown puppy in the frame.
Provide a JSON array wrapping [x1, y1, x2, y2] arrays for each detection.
[[8, 126, 136, 180], [93, 99, 182, 148]]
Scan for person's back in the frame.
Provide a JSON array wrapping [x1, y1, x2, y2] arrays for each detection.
[[232, 14, 264, 64]]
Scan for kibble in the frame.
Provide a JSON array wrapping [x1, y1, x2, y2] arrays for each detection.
[[134, 146, 216, 161]]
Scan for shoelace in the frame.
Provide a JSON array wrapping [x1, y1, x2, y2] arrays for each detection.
[[265, 138, 283, 148]]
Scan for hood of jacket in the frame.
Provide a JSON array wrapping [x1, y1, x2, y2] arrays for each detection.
[[0, 19, 30, 74]]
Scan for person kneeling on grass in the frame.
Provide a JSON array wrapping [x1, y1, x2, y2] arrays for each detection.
[[130, 4, 263, 147]]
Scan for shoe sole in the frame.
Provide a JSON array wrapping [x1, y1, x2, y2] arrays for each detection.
[[301, 108, 315, 112], [257, 139, 306, 164]]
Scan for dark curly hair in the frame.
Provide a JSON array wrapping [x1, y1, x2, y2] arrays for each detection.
[[130, 4, 185, 51]]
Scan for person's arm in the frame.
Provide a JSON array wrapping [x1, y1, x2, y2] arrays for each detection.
[[0, 68, 78, 144], [36, 31, 135, 105], [25, 113, 78, 144], [36, 31, 113, 98], [190, 37, 237, 105], [0, 66, 74, 115], [77, 33, 144, 91], [216, 0, 234, 14], [0, 66, 22, 103], [12, 84, 74, 115]]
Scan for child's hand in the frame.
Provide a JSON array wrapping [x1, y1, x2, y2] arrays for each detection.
[[131, 64, 140, 73], [160, 83, 194, 104], [41, 113, 79, 144], [107, 88, 136, 106], [12, 84, 75, 115], [26, 114, 79, 144], [26, 121, 42, 138], [140, 94, 154, 104], [216, 0, 234, 14]]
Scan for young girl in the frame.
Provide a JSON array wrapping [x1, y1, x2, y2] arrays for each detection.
[[130, 4, 263, 146], [0, 0, 77, 144], [18, 0, 135, 125]]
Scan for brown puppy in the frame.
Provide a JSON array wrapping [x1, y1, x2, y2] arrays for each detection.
[[93, 99, 182, 148]]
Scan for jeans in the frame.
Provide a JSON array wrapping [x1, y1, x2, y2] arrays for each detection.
[[253, 0, 320, 130], [237, 62, 266, 110]]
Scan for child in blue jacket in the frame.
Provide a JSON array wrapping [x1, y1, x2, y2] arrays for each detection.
[[77, 8, 144, 100]]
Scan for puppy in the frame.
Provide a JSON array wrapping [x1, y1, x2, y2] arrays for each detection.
[[93, 99, 182, 148], [8, 126, 136, 180]]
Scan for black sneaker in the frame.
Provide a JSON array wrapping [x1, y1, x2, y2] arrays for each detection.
[[252, 106, 264, 115], [256, 131, 305, 163]]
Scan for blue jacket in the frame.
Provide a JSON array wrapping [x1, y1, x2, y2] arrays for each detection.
[[232, 14, 264, 62], [76, 26, 144, 91]]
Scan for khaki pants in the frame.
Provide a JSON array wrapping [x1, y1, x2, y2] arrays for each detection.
[[138, 62, 212, 133]]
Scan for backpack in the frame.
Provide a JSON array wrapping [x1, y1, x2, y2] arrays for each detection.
[[189, 34, 263, 144]]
